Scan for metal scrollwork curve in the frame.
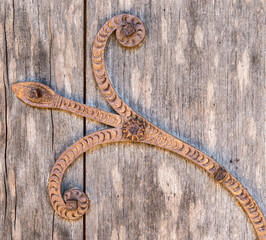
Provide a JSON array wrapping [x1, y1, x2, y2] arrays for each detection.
[[12, 14, 265, 239]]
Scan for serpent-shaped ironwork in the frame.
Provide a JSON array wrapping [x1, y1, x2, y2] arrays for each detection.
[[12, 14, 265, 239]]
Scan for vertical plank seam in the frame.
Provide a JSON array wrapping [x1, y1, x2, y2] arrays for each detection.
[[50, 109, 55, 240], [3, 75, 8, 220], [12, 0, 15, 35], [3, 6, 9, 224], [51, 213, 55, 240], [48, 5, 55, 239], [83, 0, 87, 239]]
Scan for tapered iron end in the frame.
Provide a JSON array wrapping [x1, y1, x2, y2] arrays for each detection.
[[12, 82, 57, 108]]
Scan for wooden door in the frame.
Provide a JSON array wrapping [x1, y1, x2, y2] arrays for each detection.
[[1, 1, 265, 239]]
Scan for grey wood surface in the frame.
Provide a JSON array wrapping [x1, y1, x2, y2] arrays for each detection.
[[0, 0, 265, 239]]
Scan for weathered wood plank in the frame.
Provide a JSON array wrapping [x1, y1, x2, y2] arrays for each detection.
[[85, 0, 264, 239], [0, 0, 265, 239], [48, 1, 85, 239], [0, 1, 84, 239], [0, 4, 8, 239]]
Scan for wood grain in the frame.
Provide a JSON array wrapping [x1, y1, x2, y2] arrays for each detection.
[[85, 1, 265, 239], [0, 0, 84, 239], [0, 0, 265, 239]]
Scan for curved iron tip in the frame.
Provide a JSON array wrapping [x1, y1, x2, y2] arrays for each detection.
[[11, 82, 22, 97], [12, 82, 57, 108]]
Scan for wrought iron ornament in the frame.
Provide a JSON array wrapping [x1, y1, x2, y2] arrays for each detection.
[[12, 14, 265, 239]]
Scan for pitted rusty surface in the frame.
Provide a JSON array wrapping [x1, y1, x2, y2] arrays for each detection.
[[122, 117, 146, 141]]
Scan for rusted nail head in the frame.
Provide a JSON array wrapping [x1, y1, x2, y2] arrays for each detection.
[[65, 200, 78, 210], [29, 88, 40, 99], [121, 23, 136, 37], [214, 167, 227, 182]]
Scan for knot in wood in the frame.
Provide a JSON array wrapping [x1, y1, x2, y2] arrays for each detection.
[[122, 117, 146, 141], [214, 167, 227, 182]]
